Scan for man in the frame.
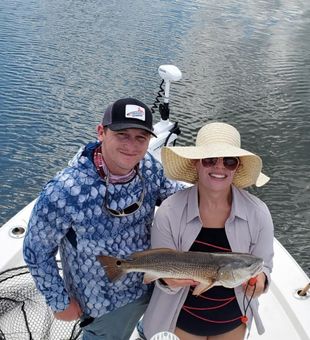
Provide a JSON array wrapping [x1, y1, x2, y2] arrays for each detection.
[[23, 98, 183, 339]]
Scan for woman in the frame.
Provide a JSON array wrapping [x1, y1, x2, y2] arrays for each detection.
[[141, 122, 274, 340]]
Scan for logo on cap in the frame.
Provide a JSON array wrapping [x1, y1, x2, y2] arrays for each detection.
[[125, 105, 146, 121]]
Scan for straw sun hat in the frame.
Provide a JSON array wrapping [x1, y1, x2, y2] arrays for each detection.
[[161, 122, 269, 189]]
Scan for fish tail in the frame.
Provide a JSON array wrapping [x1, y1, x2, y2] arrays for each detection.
[[97, 255, 125, 282]]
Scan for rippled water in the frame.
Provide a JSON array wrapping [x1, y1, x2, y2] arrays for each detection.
[[1, 0, 309, 275]]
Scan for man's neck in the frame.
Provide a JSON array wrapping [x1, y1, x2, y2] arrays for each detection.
[[93, 146, 137, 183]]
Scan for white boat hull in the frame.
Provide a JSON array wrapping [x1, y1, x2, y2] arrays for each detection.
[[1, 198, 309, 339]]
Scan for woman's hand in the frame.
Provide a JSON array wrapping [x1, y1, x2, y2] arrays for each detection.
[[161, 278, 199, 288], [54, 298, 82, 321], [242, 272, 267, 298]]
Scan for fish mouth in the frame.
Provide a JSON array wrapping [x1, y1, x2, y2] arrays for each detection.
[[251, 261, 264, 276]]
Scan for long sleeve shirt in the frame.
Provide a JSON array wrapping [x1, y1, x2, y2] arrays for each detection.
[[142, 185, 274, 338], [23, 142, 183, 318]]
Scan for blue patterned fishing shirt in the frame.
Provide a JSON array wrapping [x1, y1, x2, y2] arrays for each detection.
[[23, 142, 183, 318]]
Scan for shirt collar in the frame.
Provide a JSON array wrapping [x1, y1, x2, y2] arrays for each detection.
[[186, 185, 200, 223], [186, 185, 248, 223], [230, 186, 248, 221]]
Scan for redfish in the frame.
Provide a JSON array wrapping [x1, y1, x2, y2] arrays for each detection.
[[97, 248, 263, 295]]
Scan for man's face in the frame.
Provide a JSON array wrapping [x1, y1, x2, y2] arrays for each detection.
[[97, 125, 151, 175]]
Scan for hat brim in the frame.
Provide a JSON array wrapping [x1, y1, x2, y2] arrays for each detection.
[[108, 123, 157, 137], [161, 143, 264, 188], [256, 172, 270, 187]]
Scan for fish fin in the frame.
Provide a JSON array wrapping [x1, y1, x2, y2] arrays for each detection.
[[96, 255, 125, 282], [143, 273, 159, 284], [130, 248, 177, 260], [192, 281, 215, 296]]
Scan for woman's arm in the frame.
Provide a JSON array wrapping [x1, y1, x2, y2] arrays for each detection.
[[245, 203, 274, 297]]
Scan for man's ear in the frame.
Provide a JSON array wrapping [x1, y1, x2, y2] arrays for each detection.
[[97, 124, 105, 142]]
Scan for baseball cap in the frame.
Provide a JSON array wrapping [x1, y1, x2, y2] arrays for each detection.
[[102, 98, 157, 137]]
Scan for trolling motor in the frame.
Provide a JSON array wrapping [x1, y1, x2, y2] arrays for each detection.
[[157, 65, 182, 120], [149, 65, 182, 160]]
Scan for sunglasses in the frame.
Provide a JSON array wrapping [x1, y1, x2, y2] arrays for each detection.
[[201, 157, 240, 171], [104, 170, 145, 217]]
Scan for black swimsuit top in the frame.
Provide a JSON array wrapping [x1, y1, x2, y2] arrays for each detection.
[[176, 227, 243, 336]]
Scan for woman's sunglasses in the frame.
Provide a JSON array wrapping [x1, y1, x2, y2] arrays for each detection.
[[104, 170, 145, 217], [201, 157, 240, 171]]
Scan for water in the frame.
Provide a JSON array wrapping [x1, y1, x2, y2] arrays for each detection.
[[0, 0, 309, 276]]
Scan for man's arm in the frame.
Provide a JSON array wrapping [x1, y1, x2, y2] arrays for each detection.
[[23, 187, 73, 314]]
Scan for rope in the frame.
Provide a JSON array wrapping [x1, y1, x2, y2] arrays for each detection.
[[182, 306, 242, 324], [21, 301, 33, 340], [182, 287, 241, 324], [298, 283, 310, 297], [184, 297, 236, 311], [70, 321, 82, 340], [241, 278, 257, 324], [194, 240, 231, 252], [182, 235, 255, 326]]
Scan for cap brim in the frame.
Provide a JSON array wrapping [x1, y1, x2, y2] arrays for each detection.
[[108, 123, 157, 137]]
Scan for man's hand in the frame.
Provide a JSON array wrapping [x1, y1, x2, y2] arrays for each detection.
[[242, 272, 267, 298], [161, 278, 199, 288], [54, 298, 82, 321]]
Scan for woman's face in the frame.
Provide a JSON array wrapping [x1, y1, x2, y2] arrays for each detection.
[[195, 157, 239, 192]]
